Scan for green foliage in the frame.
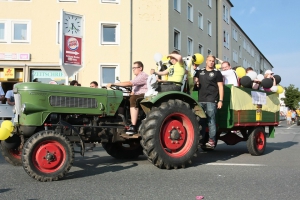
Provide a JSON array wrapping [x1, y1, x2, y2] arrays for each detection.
[[283, 84, 300, 109]]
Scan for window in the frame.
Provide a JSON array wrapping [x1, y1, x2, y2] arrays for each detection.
[[0, 22, 6, 42], [187, 3, 193, 22], [174, 0, 181, 12], [198, 44, 203, 54], [207, 20, 212, 36], [243, 59, 247, 67], [101, 0, 119, 3], [100, 22, 120, 45], [233, 50, 238, 63], [232, 28, 238, 41], [223, 30, 229, 49], [187, 37, 193, 56], [207, 0, 212, 8], [174, 29, 181, 50], [223, 5, 229, 23], [198, 12, 203, 29], [100, 64, 119, 86], [208, 49, 211, 56], [12, 21, 30, 43]]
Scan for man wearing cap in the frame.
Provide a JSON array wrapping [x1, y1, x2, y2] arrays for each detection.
[[264, 70, 276, 91], [153, 51, 185, 92]]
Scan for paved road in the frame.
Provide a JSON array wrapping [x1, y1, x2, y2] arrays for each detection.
[[0, 122, 300, 200]]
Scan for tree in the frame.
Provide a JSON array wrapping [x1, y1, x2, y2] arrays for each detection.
[[282, 84, 300, 109]]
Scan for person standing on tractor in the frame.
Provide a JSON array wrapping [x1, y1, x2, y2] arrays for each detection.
[[194, 55, 224, 148], [106, 61, 148, 134], [153, 51, 185, 92]]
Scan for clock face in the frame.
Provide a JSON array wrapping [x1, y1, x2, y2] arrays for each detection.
[[64, 14, 82, 36]]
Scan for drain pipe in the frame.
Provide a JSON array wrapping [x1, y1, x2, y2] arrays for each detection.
[[129, 0, 133, 80]]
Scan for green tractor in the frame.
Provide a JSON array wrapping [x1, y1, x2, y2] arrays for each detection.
[[0, 82, 205, 181]]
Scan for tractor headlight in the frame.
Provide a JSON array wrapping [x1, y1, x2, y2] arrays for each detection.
[[21, 103, 26, 113]]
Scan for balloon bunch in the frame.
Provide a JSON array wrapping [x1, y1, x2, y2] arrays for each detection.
[[235, 67, 283, 94], [0, 120, 14, 140]]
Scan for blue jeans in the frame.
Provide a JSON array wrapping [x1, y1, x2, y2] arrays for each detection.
[[199, 102, 217, 142]]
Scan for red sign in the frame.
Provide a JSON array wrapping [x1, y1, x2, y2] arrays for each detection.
[[63, 35, 82, 66]]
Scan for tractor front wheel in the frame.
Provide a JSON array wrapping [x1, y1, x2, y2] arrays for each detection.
[[22, 130, 74, 182]]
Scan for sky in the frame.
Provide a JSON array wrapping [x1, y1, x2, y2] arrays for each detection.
[[230, 0, 300, 89]]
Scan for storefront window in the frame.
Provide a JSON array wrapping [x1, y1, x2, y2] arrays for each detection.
[[30, 69, 75, 85]]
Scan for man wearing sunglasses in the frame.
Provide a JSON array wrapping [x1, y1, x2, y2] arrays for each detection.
[[107, 61, 148, 134]]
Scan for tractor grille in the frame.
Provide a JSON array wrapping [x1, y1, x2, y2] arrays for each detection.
[[49, 96, 98, 108]]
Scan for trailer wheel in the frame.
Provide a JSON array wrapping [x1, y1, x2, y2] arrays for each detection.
[[0, 135, 22, 166], [22, 130, 74, 182], [141, 99, 200, 169], [247, 127, 266, 156], [102, 140, 143, 159]]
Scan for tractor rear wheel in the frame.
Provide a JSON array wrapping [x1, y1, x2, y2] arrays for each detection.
[[22, 130, 74, 182], [247, 127, 266, 156], [140, 99, 200, 169]]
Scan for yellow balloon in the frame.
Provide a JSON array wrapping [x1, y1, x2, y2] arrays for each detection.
[[236, 67, 246, 78], [215, 64, 221, 70], [193, 53, 204, 65], [277, 85, 284, 94], [161, 55, 170, 64], [1, 120, 14, 132], [0, 127, 10, 140]]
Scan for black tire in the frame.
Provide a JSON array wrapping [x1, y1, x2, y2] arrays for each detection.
[[200, 132, 218, 151], [247, 127, 266, 156], [102, 140, 143, 159], [0, 135, 22, 166], [140, 99, 200, 169], [22, 130, 74, 182]]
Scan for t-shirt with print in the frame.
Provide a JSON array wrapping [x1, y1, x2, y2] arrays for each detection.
[[130, 71, 148, 95], [167, 62, 185, 83], [196, 68, 223, 103]]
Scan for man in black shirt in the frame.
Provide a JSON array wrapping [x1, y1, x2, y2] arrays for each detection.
[[194, 55, 224, 148]]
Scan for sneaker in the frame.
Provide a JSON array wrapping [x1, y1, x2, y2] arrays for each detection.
[[205, 139, 215, 149], [126, 125, 137, 135]]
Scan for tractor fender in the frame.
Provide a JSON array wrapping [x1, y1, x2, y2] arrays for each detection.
[[140, 91, 206, 118]]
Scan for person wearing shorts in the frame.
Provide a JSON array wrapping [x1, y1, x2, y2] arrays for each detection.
[[107, 61, 148, 134]]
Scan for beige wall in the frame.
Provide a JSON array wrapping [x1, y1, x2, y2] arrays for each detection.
[[0, 0, 273, 86]]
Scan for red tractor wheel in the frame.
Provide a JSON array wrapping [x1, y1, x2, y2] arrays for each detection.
[[22, 130, 74, 181], [140, 99, 200, 169]]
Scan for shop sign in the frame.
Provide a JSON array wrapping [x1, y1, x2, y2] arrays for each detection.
[[0, 53, 30, 61], [3, 68, 15, 79], [63, 35, 82, 66]]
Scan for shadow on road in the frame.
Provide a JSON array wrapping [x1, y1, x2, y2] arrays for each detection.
[[192, 140, 298, 166], [65, 154, 142, 180], [0, 188, 11, 194], [265, 141, 298, 154]]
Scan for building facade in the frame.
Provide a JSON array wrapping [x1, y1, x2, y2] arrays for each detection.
[[0, 0, 273, 100]]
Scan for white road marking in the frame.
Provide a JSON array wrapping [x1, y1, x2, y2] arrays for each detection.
[[203, 163, 266, 166], [287, 124, 296, 129]]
